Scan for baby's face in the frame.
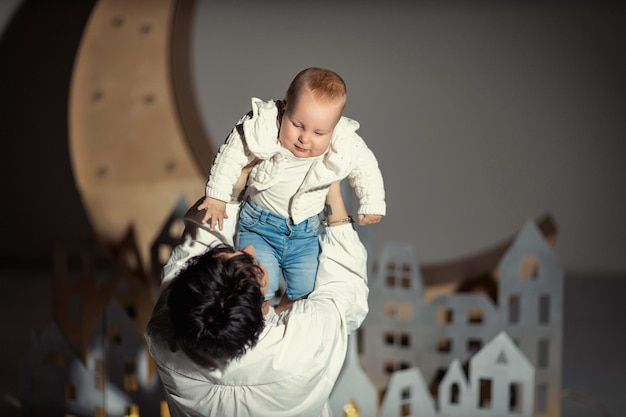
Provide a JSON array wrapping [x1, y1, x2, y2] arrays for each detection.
[[278, 90, 343, 158]]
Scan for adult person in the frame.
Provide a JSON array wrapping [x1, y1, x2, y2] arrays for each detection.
[[145, 181, 369, 417]]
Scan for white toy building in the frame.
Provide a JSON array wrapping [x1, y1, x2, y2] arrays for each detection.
[[359, 219, 563, 416], [19, 300, 164, 417], [346, 331, 535, 417]]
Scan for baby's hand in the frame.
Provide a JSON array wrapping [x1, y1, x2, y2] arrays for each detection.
[[358, 214, 382, 226], [197, 197, 228, 231]]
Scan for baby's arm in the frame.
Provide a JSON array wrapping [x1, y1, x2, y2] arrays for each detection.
[[348, 144, 386, 226], [198, 164, 253, 230]]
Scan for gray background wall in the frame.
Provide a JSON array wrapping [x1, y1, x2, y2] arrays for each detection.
[[190, 0, 626, 276], [1, 2, 625, 416], [1, 0, 624, 275]]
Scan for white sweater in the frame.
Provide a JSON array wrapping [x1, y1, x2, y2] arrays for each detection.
[[145, 202, 370, 417], [205, 97, 386, 224]]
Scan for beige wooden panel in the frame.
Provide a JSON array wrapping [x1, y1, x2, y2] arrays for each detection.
[[69, 0, 208, 279]]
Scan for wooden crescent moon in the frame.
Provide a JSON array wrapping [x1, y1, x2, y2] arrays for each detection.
[[69, 0, 210, 281]]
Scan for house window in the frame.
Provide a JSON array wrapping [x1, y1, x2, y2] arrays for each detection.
[[124, 358, 139, 391], [398, 303, 412, 319], [468, 338, 482, 355], [383, 360, 411, 374], [125, 404, 139, 417], [437, 308, 454, 324], [109, 324, 122, 344], [536, 384, 548, 413], [400, 385, 412, 417], [508, 294, 520, 324], [384, 331, 395, 345], [385, 302, 412, 319], [126, 304, 138, 319], [520, 253, 539, 280], [385, 301, 398, 318], [384, 360, 395, 374], [437, 338, 452, 353], [509, 382, 523, 414], [467, 308, 484, 324], [400, 333, 411, 347], [539, 294, 551, 324], [450, 383, 460, 404], [401, 263, 412, 289], [386, 273, 396, 287], [64, 383, 76, 401], [385, 263, 396, 287], [479, 378, 492, 409], [538, 339, 549, 368], [384, 331, 411, 348], [385, 263, 412, 289], [400, 277, 411, 289]]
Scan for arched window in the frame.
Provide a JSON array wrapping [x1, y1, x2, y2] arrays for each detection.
[[450, 382, 460, 404]]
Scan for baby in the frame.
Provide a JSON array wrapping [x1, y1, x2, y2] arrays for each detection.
[[198, 67, 385, 308]]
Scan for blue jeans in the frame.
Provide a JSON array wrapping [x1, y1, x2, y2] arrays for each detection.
[[237, 200, 321, 301]]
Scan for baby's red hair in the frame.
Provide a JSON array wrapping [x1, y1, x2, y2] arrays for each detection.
[[285, 67, 346, 112]]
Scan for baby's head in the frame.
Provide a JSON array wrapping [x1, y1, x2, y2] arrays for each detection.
[[279, 67, 347, 158]]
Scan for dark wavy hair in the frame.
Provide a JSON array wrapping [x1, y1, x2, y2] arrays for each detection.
[[168, 245, 265, 368]]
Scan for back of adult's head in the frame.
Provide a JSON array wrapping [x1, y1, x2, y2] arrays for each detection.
[[168, 245, 265, 368]]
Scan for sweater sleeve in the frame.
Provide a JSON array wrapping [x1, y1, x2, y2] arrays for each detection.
[[205, 113, 257, 202], [309, 224, 369, 334], [348, 143, 387, 216]]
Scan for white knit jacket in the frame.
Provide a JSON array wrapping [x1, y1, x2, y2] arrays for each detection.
[[206, 97, 386, 224]]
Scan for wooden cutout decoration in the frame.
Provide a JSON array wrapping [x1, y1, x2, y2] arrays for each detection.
[[68, 0, 208, 283]]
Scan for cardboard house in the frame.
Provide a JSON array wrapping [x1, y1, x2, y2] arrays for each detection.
[[360, 220, 563, 416]]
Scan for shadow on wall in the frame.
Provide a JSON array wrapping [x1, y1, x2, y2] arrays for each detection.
[[0, 0, 98, 268]]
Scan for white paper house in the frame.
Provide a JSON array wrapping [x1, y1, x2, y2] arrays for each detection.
[[18, 322, 90, 416], [468, 331, 535, 416], [360, 220, 563, 416], [85, 299, 164, 416], [329, 333, 379, 417], [19, 299, 165, 417], [378, 367, 437, 417], [437, 359, 471, 416]]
